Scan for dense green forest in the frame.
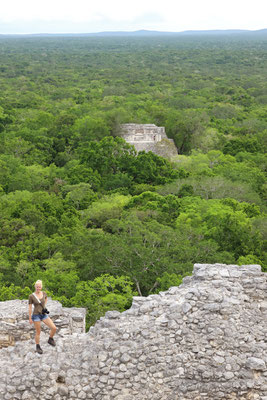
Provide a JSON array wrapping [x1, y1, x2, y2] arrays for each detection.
[[0, 34, 266, 327]]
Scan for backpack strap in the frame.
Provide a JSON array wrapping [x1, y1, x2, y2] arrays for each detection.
[[32, 292, 42, 304]]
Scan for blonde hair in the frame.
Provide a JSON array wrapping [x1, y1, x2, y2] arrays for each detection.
[[35, 280, 43, 288]]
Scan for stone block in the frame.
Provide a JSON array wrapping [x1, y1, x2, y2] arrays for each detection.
[[246, 357, 266, 370]]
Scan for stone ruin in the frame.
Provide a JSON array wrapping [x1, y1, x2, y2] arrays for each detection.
[[120, 123, 178, 159], [0, 299, 86, 350], [0, 263, 266, 400]]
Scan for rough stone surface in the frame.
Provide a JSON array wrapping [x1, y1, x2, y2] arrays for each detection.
[[0, 298, 86, 348], [0, 263, 266, 400], [120, 123, 178, 158]]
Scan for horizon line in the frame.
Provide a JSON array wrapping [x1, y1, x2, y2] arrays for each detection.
[[1, 28, 267, 36]]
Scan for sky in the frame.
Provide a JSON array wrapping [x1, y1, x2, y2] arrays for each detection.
[[0, 0, 266, 34]]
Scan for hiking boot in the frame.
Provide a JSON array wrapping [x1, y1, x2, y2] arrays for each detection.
[[36, 344, 43, 354], [48, 337, 56, 346]]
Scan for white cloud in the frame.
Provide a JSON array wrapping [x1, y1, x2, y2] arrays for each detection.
[[0, 0, 266, 33], [1, 0, 157, 22]]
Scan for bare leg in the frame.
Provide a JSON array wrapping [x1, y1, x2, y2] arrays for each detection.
[[34, 321, 41, 344], [43, 317, 57, 338]]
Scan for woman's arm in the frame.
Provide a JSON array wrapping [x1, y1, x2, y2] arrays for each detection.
[[29, 304, 33, 324]]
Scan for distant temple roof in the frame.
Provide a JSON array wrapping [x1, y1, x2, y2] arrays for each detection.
[[120, 123, 178, 158]]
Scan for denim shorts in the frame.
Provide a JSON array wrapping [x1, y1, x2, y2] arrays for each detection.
[[32, 314, 49, 322]]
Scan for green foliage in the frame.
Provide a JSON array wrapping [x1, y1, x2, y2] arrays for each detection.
[[237, 254, 262, 266], [176, 197, 261, 257], [38, 253, 79, 298], [155, 272, 184, 293], [0, 35, 266, 327], [63, 183, 97, 210], [0, 278, 31, 301], [81, 194, 130, 228], [165, 110, 210, 154], [80, 136, 136, 176], [128, 151, 180, 185], [72, 115, 110, 145], [178, 184, 194, 198], [79, 137, 179, 187], [83, 214, 228, 296], [125, 191, 181, 224], [69, 274, 137, 327], [63, 160, 101, 189], [223, 137, 262, 156]]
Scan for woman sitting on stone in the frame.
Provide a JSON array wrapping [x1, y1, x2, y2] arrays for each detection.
[[28, 280, 57, 354]]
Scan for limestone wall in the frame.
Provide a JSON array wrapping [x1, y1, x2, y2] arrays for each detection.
[[0, 264, 266, 400], [120, 124, 167, 141], [120, 123, 178, 158], [0, 298, 86, 349]]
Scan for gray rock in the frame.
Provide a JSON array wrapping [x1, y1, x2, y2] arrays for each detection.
[[181, 302, 192, 314], [246, 357, 266, 370], [0, 263, 266, 399], [120, 124, 178, 159]]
